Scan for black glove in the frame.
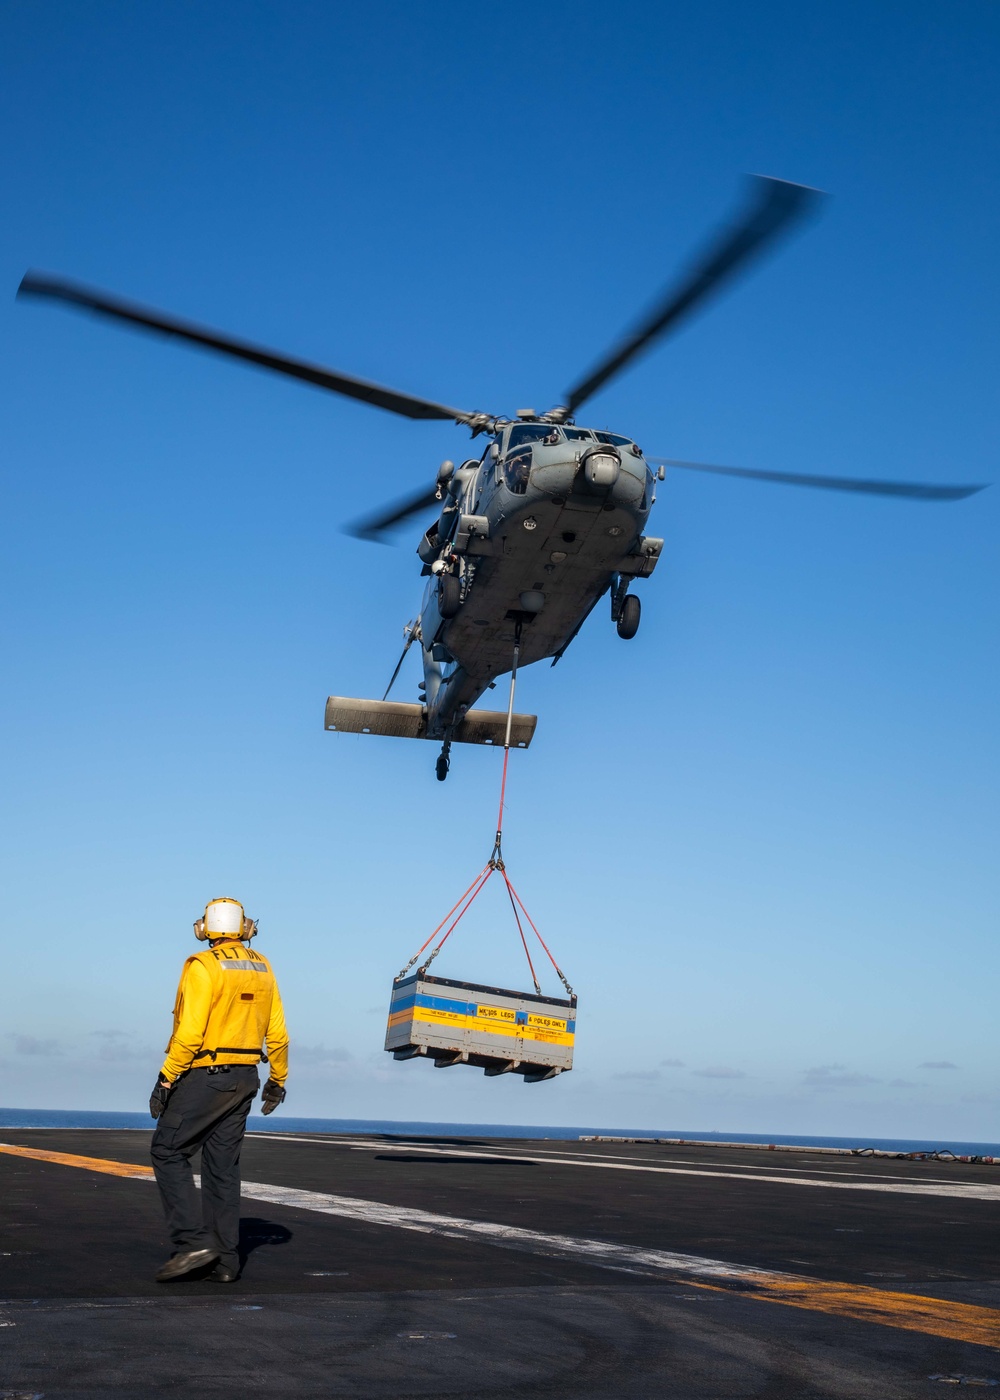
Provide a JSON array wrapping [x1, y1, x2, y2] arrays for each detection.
[[260, 1078, 286, 1116], [149, 1078, 173, 1120]]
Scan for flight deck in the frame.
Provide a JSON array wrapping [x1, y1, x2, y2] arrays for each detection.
[[1, 1127, 998, 1397]]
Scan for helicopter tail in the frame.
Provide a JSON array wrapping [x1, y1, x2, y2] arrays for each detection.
[[323, 697, 537, 749]]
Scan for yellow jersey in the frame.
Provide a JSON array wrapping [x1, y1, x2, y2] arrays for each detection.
[[161, 939, 289, 1085]]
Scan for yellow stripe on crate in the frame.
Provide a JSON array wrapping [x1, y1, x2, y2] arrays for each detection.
[[398, 1006, 575, 1046], [475, 1004, 517, 1024]]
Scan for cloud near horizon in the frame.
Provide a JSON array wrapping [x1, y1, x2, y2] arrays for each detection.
[[692, 1066, 746, 1080], [292, 1042, 352, 1066], [90, 1030, 158, 1062], [10, 1034, 63, 1057], [803, 1064, 878, 1091]]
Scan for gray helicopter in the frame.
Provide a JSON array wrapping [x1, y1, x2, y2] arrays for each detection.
[[19, 177, 985, 781]]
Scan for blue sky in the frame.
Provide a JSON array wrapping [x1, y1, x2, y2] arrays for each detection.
[[1, 0, 997, 1139]]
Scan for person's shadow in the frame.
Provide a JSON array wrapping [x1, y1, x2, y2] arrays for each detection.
[[238, 1217, 293, 1268]]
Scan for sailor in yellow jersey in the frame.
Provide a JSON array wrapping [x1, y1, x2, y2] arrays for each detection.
[[149, 896, 289, 1283]]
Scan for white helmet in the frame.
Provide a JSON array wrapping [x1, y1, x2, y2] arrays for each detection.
[[194, 897, 257, 942]]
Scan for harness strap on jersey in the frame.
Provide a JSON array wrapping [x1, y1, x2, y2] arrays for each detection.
[[192, 1047, 269, 1063]]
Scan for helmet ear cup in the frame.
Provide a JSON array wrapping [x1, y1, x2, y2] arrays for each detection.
[[243, 916, 258, 940], [193, 917, 208, 942]]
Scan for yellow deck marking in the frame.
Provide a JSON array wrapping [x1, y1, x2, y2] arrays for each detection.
[[0, 1142, 154, 1179], [2, 1140, 997, 1349], [691, 1275, 1000, 1349]]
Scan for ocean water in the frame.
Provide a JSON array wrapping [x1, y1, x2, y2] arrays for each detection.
[[1, 1107, 998, 1156]]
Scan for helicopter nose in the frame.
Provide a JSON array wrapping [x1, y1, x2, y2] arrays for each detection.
[[580, 446, 621, 489]]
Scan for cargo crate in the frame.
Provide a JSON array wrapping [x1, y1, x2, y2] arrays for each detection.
[[385, 970, 576, 1082]]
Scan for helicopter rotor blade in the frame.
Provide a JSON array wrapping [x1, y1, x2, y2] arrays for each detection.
[[18, 271, 485, 426], [346, 484, 441, 542], [561, 176, 822, 416], [650, 457, 988, 501]]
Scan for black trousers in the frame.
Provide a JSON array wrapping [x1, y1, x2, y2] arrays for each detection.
[[150, 1065, 259, 1270]]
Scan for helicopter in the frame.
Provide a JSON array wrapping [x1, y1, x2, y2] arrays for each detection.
[[18, 176, 986, 781]]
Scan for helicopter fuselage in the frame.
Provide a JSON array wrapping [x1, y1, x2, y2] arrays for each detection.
[[417, 422, 663, 737]]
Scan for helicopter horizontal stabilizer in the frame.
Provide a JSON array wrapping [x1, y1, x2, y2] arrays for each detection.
[[324, 697, 537, 749]]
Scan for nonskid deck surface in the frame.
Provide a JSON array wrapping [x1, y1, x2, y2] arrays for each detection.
[[1, 1129, 998, 1398]]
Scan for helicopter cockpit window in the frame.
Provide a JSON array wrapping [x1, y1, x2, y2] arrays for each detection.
[[506, 424, 560, 450], [563, 427, 594, 441], [501, 424, 559, 494], [503, 447, 532, 494], [595, 431, 639, 452]]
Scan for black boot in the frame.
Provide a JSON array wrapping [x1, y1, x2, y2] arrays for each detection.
[[155, 1247, 219, 1281]]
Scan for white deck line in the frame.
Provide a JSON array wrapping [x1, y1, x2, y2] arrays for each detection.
[[237, 1178, 787, 1283], [349, 1139, 970, 1186], [249, 1133, 1000, 1202]]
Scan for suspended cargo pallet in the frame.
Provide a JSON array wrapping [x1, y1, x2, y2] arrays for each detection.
[[386, 971, 576, 1082]]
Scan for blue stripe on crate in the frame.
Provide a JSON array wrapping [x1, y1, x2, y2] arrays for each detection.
[[390, 992, 478, 1017], [417, 993, 478, 1016], [390, 990, 574, 1027]]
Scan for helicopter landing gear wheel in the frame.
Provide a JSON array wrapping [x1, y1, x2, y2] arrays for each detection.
[[436, 741, 451, 782], [617, 593, 641, 639], [437, 572, 461, 619]]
